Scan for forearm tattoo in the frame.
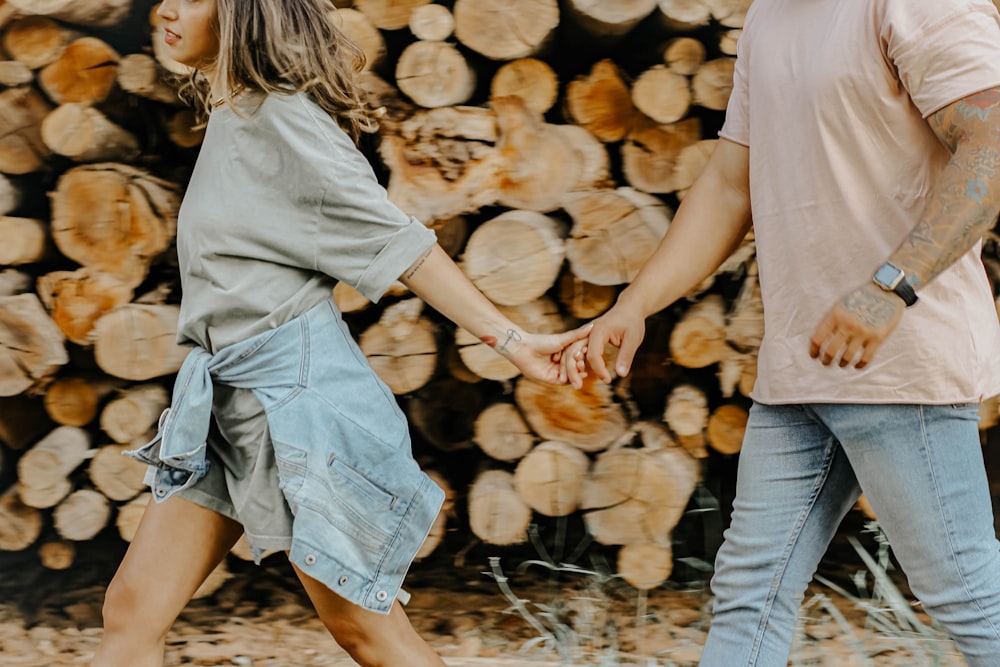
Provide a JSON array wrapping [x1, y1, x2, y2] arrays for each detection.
[[479, 329, 522, 353], [902, 88, 1000, 288]]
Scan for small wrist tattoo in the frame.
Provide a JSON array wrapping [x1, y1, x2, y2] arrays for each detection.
[[499, 329, 522, 353]]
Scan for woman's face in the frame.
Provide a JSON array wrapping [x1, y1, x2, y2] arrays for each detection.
[[156, 0, 220, 70]]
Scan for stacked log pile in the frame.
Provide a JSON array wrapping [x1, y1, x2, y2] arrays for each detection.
[[1, 0, 999, 596]]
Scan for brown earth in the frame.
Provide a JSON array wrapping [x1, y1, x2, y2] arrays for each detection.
[[0, 534, 969, 667]]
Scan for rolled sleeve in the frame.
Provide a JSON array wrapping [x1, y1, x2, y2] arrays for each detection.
[[303, 99, 437, 303]]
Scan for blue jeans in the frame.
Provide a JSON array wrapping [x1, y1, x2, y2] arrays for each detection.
[[700, 402, 1000, 667]]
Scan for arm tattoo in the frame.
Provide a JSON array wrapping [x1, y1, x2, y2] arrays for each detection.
[[842, 289, 898, 328], [403, 249, 432, 280], [498, 329, 522, 353], [897, 88, 1000, 288]]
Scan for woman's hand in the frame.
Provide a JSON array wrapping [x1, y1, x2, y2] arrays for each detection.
[[499, 324, 592, 385]]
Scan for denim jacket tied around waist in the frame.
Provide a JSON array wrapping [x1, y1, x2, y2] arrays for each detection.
[[127, 299, 445, 614]]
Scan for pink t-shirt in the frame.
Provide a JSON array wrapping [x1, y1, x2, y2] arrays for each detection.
[[720, 0, 1000, 404]]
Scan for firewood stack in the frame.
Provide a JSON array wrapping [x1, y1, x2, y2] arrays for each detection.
[[1, 0, 999, 595]]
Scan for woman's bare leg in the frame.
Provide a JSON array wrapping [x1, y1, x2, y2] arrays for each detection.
[[92, 496, 244, 667], [292, 562, 447, 667]]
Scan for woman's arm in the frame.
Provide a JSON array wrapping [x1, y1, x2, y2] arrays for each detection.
[[399, 244, 590, 384]]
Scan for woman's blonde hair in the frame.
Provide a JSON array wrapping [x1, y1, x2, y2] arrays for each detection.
[[184, 0, 379, 142]]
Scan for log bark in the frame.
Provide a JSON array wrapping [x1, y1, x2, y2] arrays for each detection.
[[93, 304, 189, 381], [662, 37, 706, 76], [116, 53, 181, 105], [490, 58, 559, 115], [38, 540, 75, 570], [380, 106, 502, 223], [563, 187, 672, 286], [0, 60, 32, 86], [1, 16, 78, 69], [618, 542, 673, 590], [565, 59, 635, 143], [514, 375, 629, 452], [0, 395, 53, 450], [89, 442, 149, 502], [354, 0, 433, 31], [706, 403, 748, 455], [0, 269, 32, 297], [0, 488, 43, 551], [43, 375, 119, 427], [622, 116, 702, 194], [631, 65, 691, 125], [0, 293, 68, 396], [36, 269, 134, 346], [38, 37, 120, 106], [672, 139, 716, 194], [358, 299, 438, 394], [409, 4, 455, 42], [474, 402, 535, 462], [662, 384, 708, 438], [16, 425, 90, 489], [53, 489, 111, 541], [453, 0, 560, 61], [692, 57, 736, 111], [50, 163, 180, 288], [557, 271, 617, 319], [461, 210, 565, 306], [513, 440, 589, 516], [406, 377, 484, 452], [6, 0, 131, 28], [656, 0, 711, 30], [566, 0, 657, 38], [467, 469, 532, 545], [582, 422, 700, 546], [705, 0, 752, 28], [669, 293, 728, 368], [167, 109, 206, 149], [492, 96, 593, 212], [333, 9, 386, 71], [396, 40, 476, 109], [0, 216, 51, 265], [0, 86, 52, 175], [100, 383, 169, 444], [0, 174, 21, 215], [41, 103, 141, 162]]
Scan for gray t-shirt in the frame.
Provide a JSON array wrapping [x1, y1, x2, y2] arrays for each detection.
[[175, 91, 436, 353]]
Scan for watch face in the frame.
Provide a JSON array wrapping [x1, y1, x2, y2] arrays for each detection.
[[873, 263, 903, 289]]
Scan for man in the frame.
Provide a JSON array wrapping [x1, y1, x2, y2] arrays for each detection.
[[565, 1, 1000, 664]]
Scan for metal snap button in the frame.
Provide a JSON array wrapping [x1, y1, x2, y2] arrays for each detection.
[[375, 590, 388, 602], [304, 554, 317, 565], [338, 576, 349, 586]]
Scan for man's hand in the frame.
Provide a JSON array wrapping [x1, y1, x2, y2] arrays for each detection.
[[809, 283, 905, 369], [577, 298, 648, 385]]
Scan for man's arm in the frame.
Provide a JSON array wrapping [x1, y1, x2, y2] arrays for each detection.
[[810, 87, 1000, 368], [582, 138, 753, 383]]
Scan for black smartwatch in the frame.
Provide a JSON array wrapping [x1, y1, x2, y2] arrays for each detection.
[[872, 262, 918, 307]]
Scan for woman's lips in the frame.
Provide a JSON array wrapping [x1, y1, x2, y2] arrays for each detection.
[[164, 29, 180, 46]]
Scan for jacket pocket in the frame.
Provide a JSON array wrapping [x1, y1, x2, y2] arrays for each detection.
[[328, 455, 398, 511]]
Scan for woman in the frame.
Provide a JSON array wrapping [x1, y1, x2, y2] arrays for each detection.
[[93, 1, 588, 665]]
